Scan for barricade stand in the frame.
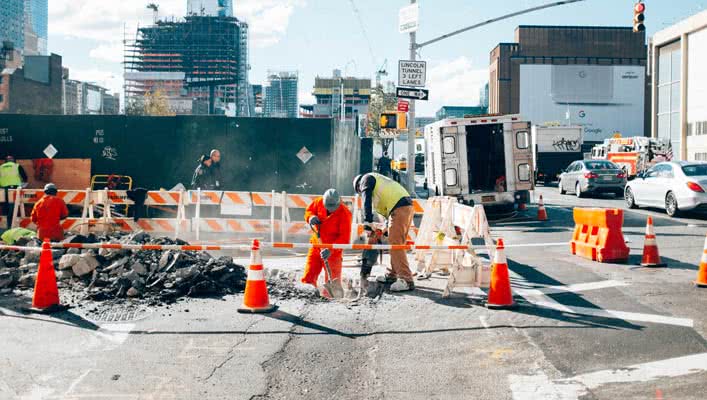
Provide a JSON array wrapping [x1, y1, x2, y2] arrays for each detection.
[[10, 187, 24, 228], [414, 197, 457, 277], [350, 194, 361, 244], [174, 190, 187, 239], [281, 191, 288, 242], [443, 204, 493, 296], [270, 190, 276, 243], [195, 188, 201, 241], [78, 187, 95, 235], [570, 208, 629, 263]]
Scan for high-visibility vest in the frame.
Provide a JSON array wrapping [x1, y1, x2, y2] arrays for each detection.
[[369, 172, 410, 218], [0, 162, 22, 187]]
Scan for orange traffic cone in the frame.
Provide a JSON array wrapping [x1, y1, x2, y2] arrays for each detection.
[[695, 234, 707, 288], [28, 240, 64, 313], [486, 238, 516, 309], [537, 195, 548, 221], [640, 217, 665, 267], [238, 239, 276, 313]]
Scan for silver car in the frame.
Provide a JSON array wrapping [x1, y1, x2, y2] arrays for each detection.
[[624, 161, 707, 217], [558, 160, 627, 198]]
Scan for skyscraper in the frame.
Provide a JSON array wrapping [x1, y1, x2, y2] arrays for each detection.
[[24, 0, 48, 55], [265, 71, 298, 118], [0, 0, 25, 53]]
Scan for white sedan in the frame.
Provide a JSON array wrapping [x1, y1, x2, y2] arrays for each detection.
[[624, 161, 707, 217]]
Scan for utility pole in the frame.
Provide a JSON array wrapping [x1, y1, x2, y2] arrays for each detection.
[[406, 0, 417, 195]]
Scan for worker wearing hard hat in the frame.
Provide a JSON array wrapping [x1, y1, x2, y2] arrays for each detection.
[[301, 189, 352, 289], [30, 183, 69, 242], [353, 172, 415, 292]]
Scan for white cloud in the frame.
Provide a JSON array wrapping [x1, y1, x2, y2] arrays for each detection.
[[49, 0, 305, 65], [66, 67, 123, 95], [416, 56, 488, 116], [298, 89, 315, 106]]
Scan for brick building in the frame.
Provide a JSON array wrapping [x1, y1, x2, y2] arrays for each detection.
[[0, 53, 62, 114]]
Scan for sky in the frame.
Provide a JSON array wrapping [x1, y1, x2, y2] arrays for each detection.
[[48, 0, 707, 116]]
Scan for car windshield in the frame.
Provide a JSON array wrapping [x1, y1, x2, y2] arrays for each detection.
[[681, 164, 707, 176], [584, 161, 618, 170]]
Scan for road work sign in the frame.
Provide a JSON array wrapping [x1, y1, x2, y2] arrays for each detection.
[[399, 60, 426, 87], [397, 87, 429, 101], [399, 4, 419, 33]]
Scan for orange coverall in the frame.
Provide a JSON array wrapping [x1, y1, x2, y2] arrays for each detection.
[[301, 197, 352, 286], [31, 195, 69, 242]]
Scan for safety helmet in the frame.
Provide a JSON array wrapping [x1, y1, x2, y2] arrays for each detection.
[[352, 174, 363, 193], [323, 188, 341, 213], [43, 183, 58, 195]]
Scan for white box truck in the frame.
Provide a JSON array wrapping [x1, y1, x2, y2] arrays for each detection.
[[531, 125, 584, 185], [424, 114, 534, 213]]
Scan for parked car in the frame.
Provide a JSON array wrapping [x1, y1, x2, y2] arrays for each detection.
[[624, 161, 707, 217], [558, 160, 627, 198]]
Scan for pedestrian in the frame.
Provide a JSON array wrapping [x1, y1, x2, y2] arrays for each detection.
[[353, 172, 415, 292], [191, 155, 215, 190], [301, 189, 352, 294], [210, 149, 222, 189], [30, 183, 69, 242], [377, 152, 392, 177], [1, 155, 28, 229]]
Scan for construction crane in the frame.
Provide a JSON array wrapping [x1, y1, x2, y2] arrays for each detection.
[[376, 59, 388, 88], [146, 3, 159, 23]]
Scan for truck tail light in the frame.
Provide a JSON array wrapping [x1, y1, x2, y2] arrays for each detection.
[[584, 172, 598, 179], [687, 181, 704, 193]]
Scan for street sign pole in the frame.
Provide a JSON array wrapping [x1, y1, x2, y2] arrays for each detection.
[[407, 0, 417, 195]]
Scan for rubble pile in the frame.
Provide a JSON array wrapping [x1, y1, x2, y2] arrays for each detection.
[[0, 232, 247, 303]]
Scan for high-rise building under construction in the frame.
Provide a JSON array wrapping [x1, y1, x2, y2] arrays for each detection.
[[124, 10, 249, 116]]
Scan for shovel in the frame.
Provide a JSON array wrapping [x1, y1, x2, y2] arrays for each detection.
[[312, 227, 345, 299]]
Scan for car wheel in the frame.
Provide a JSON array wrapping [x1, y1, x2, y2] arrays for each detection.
[[666, 192, 680, 217], [625, 187, 637, 209], [558, 179, 566, 195], [575, 183, 583, 198]]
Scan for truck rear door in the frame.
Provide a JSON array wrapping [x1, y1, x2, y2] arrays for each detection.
[[511, 122, 533, 191], [440, 125, 464, 196]]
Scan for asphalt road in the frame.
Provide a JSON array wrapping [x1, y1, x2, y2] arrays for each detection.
[[2, 188, 707, 399]]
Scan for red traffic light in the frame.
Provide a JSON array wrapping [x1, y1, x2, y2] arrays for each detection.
[[634, 2, 645, 13]]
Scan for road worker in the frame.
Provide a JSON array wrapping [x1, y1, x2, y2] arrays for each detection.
[[191, 154, 216, 190], [353, 172, 415, 292], [1, 155, 28, 228], [301, 189, 352, 290], [30, 183, 69, 242]]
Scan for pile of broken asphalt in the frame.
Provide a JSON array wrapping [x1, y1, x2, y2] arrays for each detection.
[[0, 232, 324, 307]]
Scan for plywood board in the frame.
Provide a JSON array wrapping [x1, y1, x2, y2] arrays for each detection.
[[17, 159, 91, 190]]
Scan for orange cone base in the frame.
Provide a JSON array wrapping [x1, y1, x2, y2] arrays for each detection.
[[485, 300, 517, 310], [696, 281, 707, 288], [24, 304, 69, 314], [640, 261, 666, 268], [237, 303, 277, 314]]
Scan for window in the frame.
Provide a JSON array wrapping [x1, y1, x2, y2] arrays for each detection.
[[0, 94, 3, 103], [515, 131, 529, 149], [657, 164, 674, 178], [445, 169, 457, 186], [443, 136, 456, 154], [645, 167, 660, 178], [682, 164, 707, 176], [518, 164, 531, 182]]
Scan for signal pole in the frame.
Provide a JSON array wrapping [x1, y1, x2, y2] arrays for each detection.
[[406, 0, 417, 195]]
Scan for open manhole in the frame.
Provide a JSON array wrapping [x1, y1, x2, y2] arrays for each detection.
[[89, 308, 151, 323]]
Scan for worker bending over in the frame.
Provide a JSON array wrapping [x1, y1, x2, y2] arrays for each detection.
[[31, 183, 69, 242], [353, 172, 415, 292], [301, 189, 352, 289]]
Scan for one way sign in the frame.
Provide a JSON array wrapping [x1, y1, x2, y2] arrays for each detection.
[[396, 87, 429, 101]]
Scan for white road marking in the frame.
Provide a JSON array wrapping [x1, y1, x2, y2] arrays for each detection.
[[526, 299, 694, 327], [511, 352, 707, 400], [479, 315, 490, 329], [515, 280, 629, 296], [64, 369, 92, 396], [95, 323, 136, 345]]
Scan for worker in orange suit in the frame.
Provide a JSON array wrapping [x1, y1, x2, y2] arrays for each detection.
[[301, 189, 352, 289], [31, 183, 69, 242]]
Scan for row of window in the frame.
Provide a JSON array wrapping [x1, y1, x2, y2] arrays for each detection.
[[443, 164, 531, 187], [687, 121, 707, 136], [694, 152, 707, 161]]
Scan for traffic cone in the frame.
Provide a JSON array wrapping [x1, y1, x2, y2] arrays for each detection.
[[695, 234, 707, 288], [238, 239, 276, 313], [28, 240, 64, 313], [486, 238, 516, 309], [640, 217, 665, 267], [537, 195, 548, 221]]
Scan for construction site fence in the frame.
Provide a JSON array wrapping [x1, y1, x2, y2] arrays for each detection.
[[0, 188, 426, 242]]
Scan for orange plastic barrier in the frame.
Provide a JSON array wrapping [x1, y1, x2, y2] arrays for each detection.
[[570, 208, 629, 263]]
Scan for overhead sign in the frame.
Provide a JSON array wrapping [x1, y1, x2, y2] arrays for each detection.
[[397, 100, 409, 112], [397, 87, 429, 101], [399, 4, 419, 33], [398, 60, 426, 87]]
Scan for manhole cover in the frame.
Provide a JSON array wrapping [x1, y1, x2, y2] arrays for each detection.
[[90, 308, 151, 323]]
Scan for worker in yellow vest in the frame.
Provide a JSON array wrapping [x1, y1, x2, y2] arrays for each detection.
[[0, 155, 28, 229], [353, 172, 415, 292]]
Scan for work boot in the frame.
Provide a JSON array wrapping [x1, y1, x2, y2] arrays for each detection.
[[376, 274, 398, 284], [390, 279, 415, 292], [359, 273, 370, 297]]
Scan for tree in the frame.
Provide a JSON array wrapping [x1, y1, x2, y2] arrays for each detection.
[[144, 89, 174, 116], [124, 97, 145, 116], [367, 84, 398, 153]]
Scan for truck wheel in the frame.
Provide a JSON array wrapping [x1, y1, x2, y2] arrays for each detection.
[[558, 179, 566, 195]]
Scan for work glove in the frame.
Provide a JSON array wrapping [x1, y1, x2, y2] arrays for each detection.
[[320, 248, 331, 260], [309, 216, 321, 228]]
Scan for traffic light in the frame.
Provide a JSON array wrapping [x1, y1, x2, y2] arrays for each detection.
[[379, 112, 407, 130], [633, 1, 645, 32]]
